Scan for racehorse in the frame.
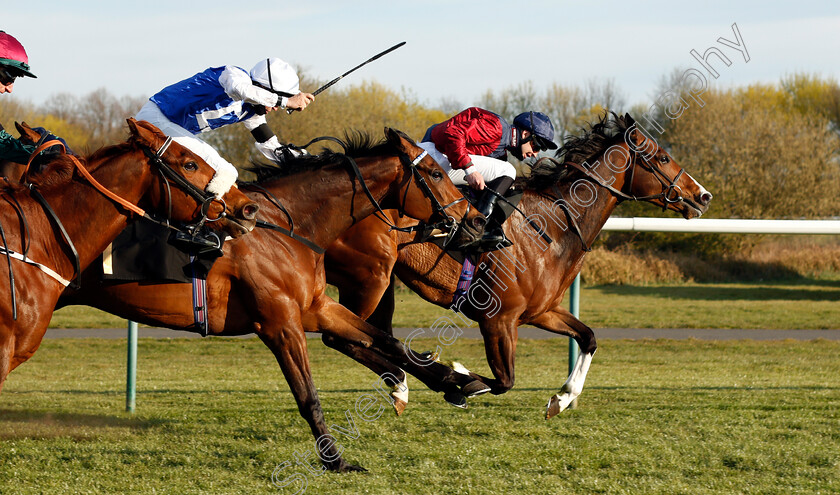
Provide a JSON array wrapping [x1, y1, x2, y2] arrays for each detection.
[[58, 128, 487, 472], [0, 118, 258, 396], [324, 113, 714, 418]]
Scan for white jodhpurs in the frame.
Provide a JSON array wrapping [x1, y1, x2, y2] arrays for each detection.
[[136, 101, 238, 198], [417, 142, 516, 187]]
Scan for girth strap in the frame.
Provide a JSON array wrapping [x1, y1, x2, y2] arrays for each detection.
[[27, 185, 82, 288]]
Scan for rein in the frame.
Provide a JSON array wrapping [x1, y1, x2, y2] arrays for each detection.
[[297, 135, 465, 236], [251, 135, 466, 252], [562, 151, 686, 208]]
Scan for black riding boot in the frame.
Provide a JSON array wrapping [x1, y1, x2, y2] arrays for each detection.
[[473, 176, 514, 250]]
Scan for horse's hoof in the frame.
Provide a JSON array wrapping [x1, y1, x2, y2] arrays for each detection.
[[340, 463, 367, 473], [545, 393, 573, 419], [393, 397, 407, 416], [461, 379, 491, 397], [448, 361, 472, 375], [325, 459, 367, 473], [444, 391, 467, 409]]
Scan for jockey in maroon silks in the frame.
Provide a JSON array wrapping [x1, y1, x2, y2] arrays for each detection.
[[421, 107, 558, 249]]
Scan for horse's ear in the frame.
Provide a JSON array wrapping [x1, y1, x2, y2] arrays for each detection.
[[15, 121, 41, 143], [127, 118, 166, 148], [624, 113, 636, 125], [384, 127, 415, 152]]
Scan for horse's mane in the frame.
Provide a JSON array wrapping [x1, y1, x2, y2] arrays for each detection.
[[242, 131, 393, 184], [518, 112, 633, 191]]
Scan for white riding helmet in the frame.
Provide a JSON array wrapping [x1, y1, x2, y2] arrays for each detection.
[[250, 57, 299, 95]]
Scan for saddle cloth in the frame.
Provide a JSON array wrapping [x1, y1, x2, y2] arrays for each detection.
[[101, 219, 222, 283]]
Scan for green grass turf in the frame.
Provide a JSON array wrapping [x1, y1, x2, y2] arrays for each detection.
[[1, 337, 838, 494], [48, 280, 840, 331]]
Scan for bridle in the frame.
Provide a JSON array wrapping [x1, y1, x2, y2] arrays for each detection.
[[562, 143, 686, 209], [392, 148, 467, 242], [540, 137, 688, 251], [139, 138, 228, 234]]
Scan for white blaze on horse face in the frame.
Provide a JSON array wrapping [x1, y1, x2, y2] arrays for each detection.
[[686, 172, 712, 201]]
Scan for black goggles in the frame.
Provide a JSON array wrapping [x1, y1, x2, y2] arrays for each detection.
[[0, 67, 18, 86], [527, 135, 548, 152]]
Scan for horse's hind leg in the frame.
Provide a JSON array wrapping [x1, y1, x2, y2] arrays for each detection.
[[257, 319, 365, 473], [321, 334, 409, 415], [307, 296, 489, 403], [530, 307, 597, 419]]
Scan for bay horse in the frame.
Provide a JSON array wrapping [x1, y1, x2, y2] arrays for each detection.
[[58, 128, 487, 472], [324, 113, 714, 418], [0, 118, 258, 396]]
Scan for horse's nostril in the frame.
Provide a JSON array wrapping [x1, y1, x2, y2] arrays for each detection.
[[242, 203, 259, 219], [701, 193, 713, 205], [472, 216, 487, 229]]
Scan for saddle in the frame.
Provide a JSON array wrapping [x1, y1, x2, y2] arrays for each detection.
[[101, 219, 224, 283], [421, 185, 523, 263]]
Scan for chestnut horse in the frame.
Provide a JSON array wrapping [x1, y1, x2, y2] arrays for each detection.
[[0, 118, 258, 395], [324, 113, 714, 418], [58, 128, 486, 472]]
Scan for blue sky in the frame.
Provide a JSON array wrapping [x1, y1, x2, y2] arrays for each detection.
[[4, 1, 840, 110]]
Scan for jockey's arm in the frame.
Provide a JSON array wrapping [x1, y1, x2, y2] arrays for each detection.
[[0, 128, 36, 164], [219, 66, 281, 109]]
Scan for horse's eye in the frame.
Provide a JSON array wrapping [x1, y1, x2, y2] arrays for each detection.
[[184, 161, 199, 172], [431, 170, 444, 180], [659, 155, 670, 164]]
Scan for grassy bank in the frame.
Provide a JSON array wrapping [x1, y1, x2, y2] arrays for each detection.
[[1, 338, 838, 494]]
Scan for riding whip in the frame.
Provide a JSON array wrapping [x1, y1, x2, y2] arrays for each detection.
[[287, 41, 406, 113]]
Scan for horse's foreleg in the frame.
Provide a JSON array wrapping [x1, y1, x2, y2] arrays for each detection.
[[468, 319, 519, 396], [257, 321, 365, 473], [327, 238, 397, 328], [0, 333, 12, 394], [363, 273, 396, 334], [530, 308, 597, 419]]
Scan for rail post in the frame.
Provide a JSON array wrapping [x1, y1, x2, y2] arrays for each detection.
[[126, 321, 137, 413]]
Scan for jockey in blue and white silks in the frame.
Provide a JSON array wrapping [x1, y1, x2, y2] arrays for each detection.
[[136, 58, 315, 198]]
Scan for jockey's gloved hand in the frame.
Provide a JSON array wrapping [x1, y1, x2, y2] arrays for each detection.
[[272, 144, 309, 165]]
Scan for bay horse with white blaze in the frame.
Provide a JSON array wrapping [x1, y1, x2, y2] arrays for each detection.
[[58, 128, 486, 472], [0, 118, 258, 395], [324, 113, 713, 417]]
